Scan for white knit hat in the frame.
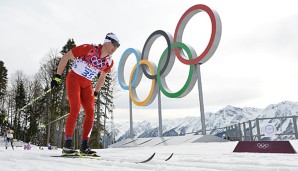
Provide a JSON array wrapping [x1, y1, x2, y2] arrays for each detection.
[[104, 33, 119, 43]]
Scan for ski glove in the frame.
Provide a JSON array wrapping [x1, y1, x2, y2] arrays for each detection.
[[94, 91, 99, 100], [51, 74, 62, 89]]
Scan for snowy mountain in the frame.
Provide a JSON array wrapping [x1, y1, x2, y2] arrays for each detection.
[[106, 101, 298, 143]]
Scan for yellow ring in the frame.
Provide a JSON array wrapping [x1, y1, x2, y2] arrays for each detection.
[[129, 60, 156, 106]]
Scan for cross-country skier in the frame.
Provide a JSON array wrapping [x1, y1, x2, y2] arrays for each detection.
[[51, 33, 120, 155], [5, 127, 14, 150]]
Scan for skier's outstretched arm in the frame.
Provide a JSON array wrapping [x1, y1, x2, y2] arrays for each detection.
[[56, 51, 75, 75]]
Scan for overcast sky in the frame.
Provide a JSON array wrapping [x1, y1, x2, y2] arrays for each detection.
[[1, 0, 298, 123]]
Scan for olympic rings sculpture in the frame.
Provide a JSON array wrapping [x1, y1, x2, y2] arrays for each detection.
[[118, 4, 222, 106]]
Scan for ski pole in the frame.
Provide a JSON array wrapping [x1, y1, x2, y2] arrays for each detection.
[[43, 113, 69, 127], [18, 89, 52, 112]]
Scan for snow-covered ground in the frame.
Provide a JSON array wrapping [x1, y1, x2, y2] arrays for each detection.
[[1, 136, 298, 171]]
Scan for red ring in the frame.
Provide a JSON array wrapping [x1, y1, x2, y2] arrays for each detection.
[[174, 4, 217, 65]]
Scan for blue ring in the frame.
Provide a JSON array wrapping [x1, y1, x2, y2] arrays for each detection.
[[118, 48, 141, 90]]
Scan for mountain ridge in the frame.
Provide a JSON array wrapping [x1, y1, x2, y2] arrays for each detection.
[[105, 101, 298, 145]]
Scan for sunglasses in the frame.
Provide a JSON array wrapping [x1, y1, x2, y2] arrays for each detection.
[[105, 36, 120, 48]]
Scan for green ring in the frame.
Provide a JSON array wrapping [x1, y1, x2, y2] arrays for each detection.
[[157, 42, 194, 98]]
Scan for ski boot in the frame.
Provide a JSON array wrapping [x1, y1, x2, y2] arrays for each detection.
[[62, 139, 78, 155], [80, 140, 97, 156]]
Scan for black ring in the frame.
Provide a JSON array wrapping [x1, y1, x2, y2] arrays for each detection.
[[141, 30, 174, 80]]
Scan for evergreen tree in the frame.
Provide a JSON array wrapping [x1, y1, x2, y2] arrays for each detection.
[[61, 39, 76, 55], [0, 60, 8, 129], [90, 69, 117, 148], [0, 60, 8, 102], [14, 80, 26, 139]]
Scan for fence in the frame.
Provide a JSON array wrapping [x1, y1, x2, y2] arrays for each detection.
[[211, 116, 298, 141]]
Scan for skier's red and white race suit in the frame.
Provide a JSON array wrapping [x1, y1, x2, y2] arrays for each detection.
[[65, 44, 113, 140]]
